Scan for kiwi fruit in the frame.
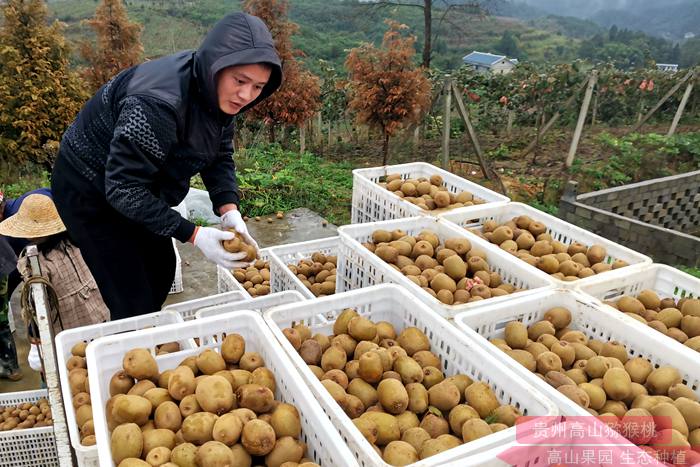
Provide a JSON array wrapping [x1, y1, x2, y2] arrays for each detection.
[[543, 307, 572, 330], [586, 245, 606, 264], [361, 411, 401, 446], [111, 423, 144, 464], [557, 385, 590, 408], [461, 418, 492, 443], [321, 345, 347, 372], [353, 417, 378, 444], [236, 383, 275, 413], [240, 419, 276, 456], [528, 320, 556, 341], [600, 341, 628, 364], [419, 412, 449, 439], [603, 368, 632, 401], [375, 379, 409, 415], [506, 348, 536, 371], [109, 370, 136, 397], [504, 321, 528, 349], [646, 367, 682, 395], [122, 348, 159, 381], [334, 309, 359, 336], [536, 351, 563, 374], [617, 296, 645, 315], [194, 375, 234, 415], [624, 357, 653, 385]]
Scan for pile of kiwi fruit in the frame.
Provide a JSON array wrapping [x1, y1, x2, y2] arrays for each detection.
[[282, 309, 522, 465], [286, 252, 337, 297], [222, 230, 258, 263], [0, 398, 52, 431], [377, 173, 485, 212], [468, 215, 629, 281], [105, 338, 320, 467], [232, 260, 271, 297], [66, 340, 180, 446], [490, 307, 700, 463], [363, 228, 523, 305], [605, 293, 700, 353]]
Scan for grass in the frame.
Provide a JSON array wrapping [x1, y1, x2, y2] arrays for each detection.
[[1, 170, 51, 198], [192, 144, 354, 226], [676, 265, 700, 279]]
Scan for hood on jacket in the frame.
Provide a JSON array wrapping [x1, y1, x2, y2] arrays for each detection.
[[194, 12, 282, 115]]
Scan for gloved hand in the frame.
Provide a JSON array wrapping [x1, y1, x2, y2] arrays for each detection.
[[28, 343, 42, 372], [220, 209, 260, 253], [193, 227, 251, 269]]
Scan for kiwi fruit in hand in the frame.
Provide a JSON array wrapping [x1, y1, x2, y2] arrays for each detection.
[[222, 229, 257, 262]]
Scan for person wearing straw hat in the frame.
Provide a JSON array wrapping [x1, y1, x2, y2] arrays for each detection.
[[51, 12, 282, 320], [0, 188, 51, 380], [0, 194, 110, 374], [0, 235, 21, 380]]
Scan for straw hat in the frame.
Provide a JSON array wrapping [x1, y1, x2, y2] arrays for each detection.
[[0, 194, 66, 239]]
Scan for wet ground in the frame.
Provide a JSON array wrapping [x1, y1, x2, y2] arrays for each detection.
[[1, 208, 336, 393]]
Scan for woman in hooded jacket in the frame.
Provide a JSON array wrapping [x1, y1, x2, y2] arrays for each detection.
[[51, 12, 282, 320]]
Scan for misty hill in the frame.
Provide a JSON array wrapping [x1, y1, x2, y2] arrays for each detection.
[[512, 0, 699, 41]]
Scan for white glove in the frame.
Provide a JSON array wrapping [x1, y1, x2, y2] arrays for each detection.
[[220, 209, 260, 252], [193, 227, 251, 269], [28, 344, 42, 372]]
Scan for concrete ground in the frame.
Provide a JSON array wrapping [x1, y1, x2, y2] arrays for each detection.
[[1, 207, 336, 393]]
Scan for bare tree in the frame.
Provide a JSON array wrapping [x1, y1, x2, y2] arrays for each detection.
[[363, 0, 486, 68]]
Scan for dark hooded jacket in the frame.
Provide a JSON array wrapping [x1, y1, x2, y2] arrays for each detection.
[[58, 12, 282, 243]]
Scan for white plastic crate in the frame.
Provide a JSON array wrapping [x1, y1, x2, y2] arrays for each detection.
[[439, 202, 652, 288], [0, 389, 58, 467], [195, 290, 306, 320], [87, 311, 357, 467], [351, 162, 509, 224], [216, 248, 273, 297], [578, 263, 699, 303], [337, 216, 554, 319], [453, 289, 700, 415], [268, 236, 340, 299], [263, 284, 559, 467], [578, 264, 700, 353], [161, 291, 247, 321], [169, 238, 183, 294], [54, 311, 189, 466]]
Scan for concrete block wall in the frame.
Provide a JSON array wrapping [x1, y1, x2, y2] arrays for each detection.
[[576, 170, 700, 233], [559, 175, 700, 268]]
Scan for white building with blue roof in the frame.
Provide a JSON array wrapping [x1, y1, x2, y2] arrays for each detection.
[[462, 51, 517, 74]]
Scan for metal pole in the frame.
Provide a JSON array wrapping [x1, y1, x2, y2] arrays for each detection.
[[26, 245, 75, 466]]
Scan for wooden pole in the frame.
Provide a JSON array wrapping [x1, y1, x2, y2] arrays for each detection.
[[668, 77, 695, 136], [506, 110, 514, 138], [442, 75, 452, 169], [451, 82, 485, 171], [451, 81, 508, 195], [517, 77, 591, 159], [299, 124, 306, 154], [566, 71, 598, 168], [591, 88, 598, 127], [628, 69, 694, 134]]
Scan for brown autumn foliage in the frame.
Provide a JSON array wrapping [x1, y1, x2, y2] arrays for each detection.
[[0, 0, 88, 172], [346, 20, 431, 164], [243, 0, 320, 138], [80, 0, 143, 92]]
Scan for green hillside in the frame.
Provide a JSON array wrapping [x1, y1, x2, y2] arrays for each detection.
[[47, 0, 581, 71]]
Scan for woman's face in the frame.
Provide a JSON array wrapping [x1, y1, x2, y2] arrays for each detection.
[[216, 63, 271, 115]]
